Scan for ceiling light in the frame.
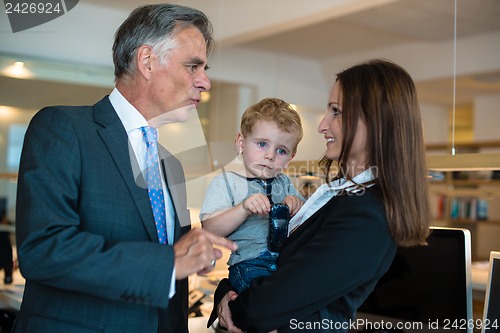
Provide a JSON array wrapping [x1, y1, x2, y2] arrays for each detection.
[[1, 60, 33, 79], [0, 105, 16, 119]]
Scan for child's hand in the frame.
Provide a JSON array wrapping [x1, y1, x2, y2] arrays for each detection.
[[242, 193, 271, 216], [283, 195, 304, 217]]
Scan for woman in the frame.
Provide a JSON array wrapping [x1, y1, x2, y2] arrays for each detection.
[[210, 59, 431, 332]]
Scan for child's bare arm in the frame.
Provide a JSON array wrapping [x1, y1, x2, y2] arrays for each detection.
[[202, 193, 271, 237]]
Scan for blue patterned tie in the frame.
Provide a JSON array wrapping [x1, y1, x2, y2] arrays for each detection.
[[141, 126, 167, 244]]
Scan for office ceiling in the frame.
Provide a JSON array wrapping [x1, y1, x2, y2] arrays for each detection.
[[2, 0, 500, 109], [85, 0, 500, 60], [66, 0, 500, 108]]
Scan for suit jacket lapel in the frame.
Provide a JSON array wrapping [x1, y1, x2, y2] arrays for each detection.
[[159, 148, 189, 241], [92, 96, 159, 242]]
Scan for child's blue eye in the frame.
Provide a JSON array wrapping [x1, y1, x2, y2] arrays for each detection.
[[277, 148, 287, 155], [258, 141, 267, 148]]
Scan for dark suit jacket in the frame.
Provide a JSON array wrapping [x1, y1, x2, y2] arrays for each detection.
[[14, 96, 191, 333], [210, 186, 397, 333]]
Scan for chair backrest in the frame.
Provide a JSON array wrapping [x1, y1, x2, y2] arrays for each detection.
[[356, 226, 473, 333], [481, 251, 500, 333]]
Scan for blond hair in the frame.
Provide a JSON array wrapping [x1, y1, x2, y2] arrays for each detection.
[[240, 97, 303, 153]]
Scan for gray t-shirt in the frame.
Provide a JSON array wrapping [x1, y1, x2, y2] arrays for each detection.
[[200, 171, 303, 266]]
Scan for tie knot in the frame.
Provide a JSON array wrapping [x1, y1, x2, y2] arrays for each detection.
[[141, 126, 158, 145]]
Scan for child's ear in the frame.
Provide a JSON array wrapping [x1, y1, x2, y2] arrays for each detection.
[[284, 153, 296, 168], [235, 133, 244, 153]]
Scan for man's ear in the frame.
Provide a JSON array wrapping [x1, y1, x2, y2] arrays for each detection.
[[136, 45, 154, 80]]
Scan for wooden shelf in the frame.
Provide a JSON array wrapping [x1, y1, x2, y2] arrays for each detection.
[[430, 187, 500, 198], [448, 179, 500, 186], [426, 140, 500, 151], [427, 152, 500, 171], [0, 173, 18, 181], [447, 219, 500, 225]]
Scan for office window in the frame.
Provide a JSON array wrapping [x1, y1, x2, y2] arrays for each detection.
[[7, 124, 28, 171]]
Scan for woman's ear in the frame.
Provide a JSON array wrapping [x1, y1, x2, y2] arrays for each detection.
[[135, 45, 154, 80]]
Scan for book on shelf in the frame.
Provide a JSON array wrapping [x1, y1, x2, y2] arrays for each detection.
[[449, 197, 488, 221]]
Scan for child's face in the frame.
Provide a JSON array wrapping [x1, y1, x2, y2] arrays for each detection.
[[237, 120, 297, 179]]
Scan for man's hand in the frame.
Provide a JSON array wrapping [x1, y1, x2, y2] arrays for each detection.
[[173, 228, 237, 279]]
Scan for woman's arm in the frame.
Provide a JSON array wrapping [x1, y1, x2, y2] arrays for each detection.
[[228, 193, 396, 332]]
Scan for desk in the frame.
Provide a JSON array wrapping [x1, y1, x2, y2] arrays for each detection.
[[3, 263, 489, 331], [0, 269, 23, 310], [471, 261, 489, 304], [1, 267, 490, 308], [188, 317, 216, 333], [0, 270, 220, 333]]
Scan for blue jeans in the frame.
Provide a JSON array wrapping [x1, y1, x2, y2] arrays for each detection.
[[229, 251, 278, 294]]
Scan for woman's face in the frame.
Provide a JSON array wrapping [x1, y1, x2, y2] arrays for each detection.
[[317, 82, 368, 174]]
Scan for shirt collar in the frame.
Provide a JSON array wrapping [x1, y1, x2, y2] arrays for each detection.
[[329, 168, 377, 192], [109, 88, 148, 134]]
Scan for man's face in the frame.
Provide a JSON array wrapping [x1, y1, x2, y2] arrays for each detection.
[[148, 25, 211, 122]]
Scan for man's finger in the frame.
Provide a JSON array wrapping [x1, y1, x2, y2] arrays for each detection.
[[205, 231, 238, 251]]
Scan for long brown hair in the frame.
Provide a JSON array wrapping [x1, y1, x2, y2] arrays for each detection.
[[319, 59, 430, 247]]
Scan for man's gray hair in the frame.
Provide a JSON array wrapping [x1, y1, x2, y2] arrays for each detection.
[[112, 4, 213, 79]]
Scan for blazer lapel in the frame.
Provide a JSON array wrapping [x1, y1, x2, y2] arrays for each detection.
[[93, 96, 159, 242], [159, 147, 191, 241], [285, 195, 338, 247]]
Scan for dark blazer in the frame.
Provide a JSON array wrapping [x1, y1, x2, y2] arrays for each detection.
[[210, 186, 397, 333], [14, 96, 191, 333]]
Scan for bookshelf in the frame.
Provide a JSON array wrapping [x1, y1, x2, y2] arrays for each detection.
[[426, 141, 500, 260]]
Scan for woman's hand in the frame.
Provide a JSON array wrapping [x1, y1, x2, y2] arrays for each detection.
[[217, 289, 278, 333], [283, 195, 304, 217], [217, 290, 243, 333]]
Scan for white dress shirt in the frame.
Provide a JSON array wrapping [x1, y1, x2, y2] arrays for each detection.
[[109, 88, 176, 297], [109, 88, 175, 245]]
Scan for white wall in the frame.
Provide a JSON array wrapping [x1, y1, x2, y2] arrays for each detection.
[[320, 30, 500, 86], [293, 107, 326, 162], [474, 95, 500, 142], [420, 104, 449, 144], [209, 47, 329, 110]]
